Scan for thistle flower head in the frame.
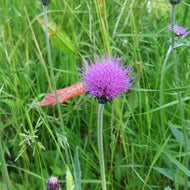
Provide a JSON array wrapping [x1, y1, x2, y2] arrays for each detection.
[[168, 23, 190, 37], [46, 176, 60, 190], [79, 54, 134, 104]]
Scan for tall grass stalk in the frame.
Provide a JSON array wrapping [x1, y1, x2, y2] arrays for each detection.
[[93, 0, 110, 54], [171, 4, 188, 190], [97, 104, 107, 190], [0, 134, 12, 190], [22, 0, 52, 91]]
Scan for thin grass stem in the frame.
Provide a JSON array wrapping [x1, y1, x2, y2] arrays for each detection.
[[93, 0, 110, 54]]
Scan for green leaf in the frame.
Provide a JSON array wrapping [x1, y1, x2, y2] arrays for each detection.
[[51, 166, 65, 176], [66, 166, 74, 190], [74, 146, 82, 190], [38, 18, 76, 54], [163, 150, 190, 178], [169, 121, 185, 146], [153, 166, 190, 187], [153, 167, 173, 180], [164, 186, 173, 190], [142, 135, 171, 190]]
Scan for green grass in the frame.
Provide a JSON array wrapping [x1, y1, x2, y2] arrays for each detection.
[[0, 0, 190, 189]]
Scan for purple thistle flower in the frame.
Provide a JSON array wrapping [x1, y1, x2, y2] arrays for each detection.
[[168, 23, 190, 37], [79, 53, 134, 104], [46, 176, 60, 190]]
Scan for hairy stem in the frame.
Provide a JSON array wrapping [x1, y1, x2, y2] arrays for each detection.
[[43, 5, 70, 166], [160, 45, 172, 134], [97, 104, 107, 190], [43, 6, 64, 131], [171, 4, 188, 190]]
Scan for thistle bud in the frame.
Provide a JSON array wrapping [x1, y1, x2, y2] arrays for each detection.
[[169, 0, 182, 5], [46, 176, 60, 190], [41, 0, 51, 6]]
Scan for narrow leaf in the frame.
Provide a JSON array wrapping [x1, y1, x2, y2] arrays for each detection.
[[169, 121, 185, 146], [163, 150, 190, 178], [164, 186, 173, 190], [74, 146, 82, 190]]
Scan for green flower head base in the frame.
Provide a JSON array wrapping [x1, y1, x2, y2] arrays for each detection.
[[79, 54, 134, 104], [41, 0, 51, 6], [169, 0, 182, 5]]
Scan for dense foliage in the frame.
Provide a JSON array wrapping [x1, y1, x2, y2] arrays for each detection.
[[0, 0, 190, 189]]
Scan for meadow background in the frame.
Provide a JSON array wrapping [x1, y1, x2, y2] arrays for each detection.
[[0, 0, 190, 189]]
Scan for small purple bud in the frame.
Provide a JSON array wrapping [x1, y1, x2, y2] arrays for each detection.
[[46, 176, 60, 190], [41, 0, 51, 6], [169, 0, 182, 5], [168, 23, 190, 37]]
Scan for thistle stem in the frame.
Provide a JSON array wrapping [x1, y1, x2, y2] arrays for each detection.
[[43, 6, 64, 131], [171, 5, 175, 55], [43, 6, 70, 166], [171, 4, 188, 190], [160, 45, 172, 134], [97, 104, 107, 190]]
